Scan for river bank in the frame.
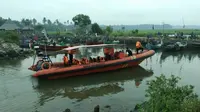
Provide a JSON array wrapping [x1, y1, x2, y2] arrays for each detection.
[[0, 48, 200, 112], [0, 39, 34, 59]]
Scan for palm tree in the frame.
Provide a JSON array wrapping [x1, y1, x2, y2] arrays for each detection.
[[43, 17, 47, 25], [47, 19, 52, 25], [56, 19, 59, 25], [21, 18, 26, 26], [33, 18, 37, 26]]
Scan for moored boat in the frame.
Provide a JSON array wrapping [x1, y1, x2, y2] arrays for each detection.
[[29, 44, 155, 79], [163, 41, 187, 52]]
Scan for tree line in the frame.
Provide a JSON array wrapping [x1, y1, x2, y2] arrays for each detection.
[[0, 14, 115, 36]]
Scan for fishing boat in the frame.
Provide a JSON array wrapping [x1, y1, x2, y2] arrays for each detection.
[[163, 41, 187, 52], [189, 41, 200, 48], [28, 44, 155, 79], [145, 38, 163, 50]]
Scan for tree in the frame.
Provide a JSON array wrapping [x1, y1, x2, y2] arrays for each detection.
[[0, 17, 6, 26], [55, 19, 59, 25], [138, 75, 200, 112], [43, 17, 47, 24], [21, 18, 32, 26], [122, 26, 125, 31], [91, 23, 103, 35], [47, 19, 52, 25], [32, 18, 37, 26], [72, 14, 91, 27], [135, 29, 139, 34], [105, 26, 113, 35], [8, 18, 11, 21], [34, 24, 44, 31], [64, 21, 66, 25], [21, 18, 25, 25], [24, 19, 32, 26]]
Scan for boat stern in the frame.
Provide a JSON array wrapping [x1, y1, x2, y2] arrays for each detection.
[[28, 65, 37, 71]]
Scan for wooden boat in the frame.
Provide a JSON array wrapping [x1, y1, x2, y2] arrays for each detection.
[[28, 44, 155, 79], [163, 41, 187, 52], [190, 42, 200, 48], [145, 38, 163, 50]]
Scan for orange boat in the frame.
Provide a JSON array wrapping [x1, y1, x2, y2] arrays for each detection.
[[29, 44, 155, 80]]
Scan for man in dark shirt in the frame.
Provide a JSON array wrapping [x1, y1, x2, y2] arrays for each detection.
[[126, 47, 133, 56]]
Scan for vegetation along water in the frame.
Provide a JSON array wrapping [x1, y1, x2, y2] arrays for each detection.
[[0, 47, 200, 112], [1, 13, 200, 112]]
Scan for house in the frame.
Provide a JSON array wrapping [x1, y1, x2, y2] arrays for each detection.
[[0, 20, 20, 31]]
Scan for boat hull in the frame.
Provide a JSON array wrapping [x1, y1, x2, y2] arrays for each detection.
[[31, 50, 155, 79]]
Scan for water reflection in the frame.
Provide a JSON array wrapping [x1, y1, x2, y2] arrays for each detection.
[[0, 59, 22, 67], [160, 50, 200, 64], [32, 66, 153, 106]]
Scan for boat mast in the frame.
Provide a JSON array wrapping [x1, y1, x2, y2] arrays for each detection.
[[41, 28, 48, 57]]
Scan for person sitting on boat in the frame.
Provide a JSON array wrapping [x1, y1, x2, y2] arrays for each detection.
[[126, 47, 133, 56], [136, 41, 144, 54], [63, 53, 69, 67]]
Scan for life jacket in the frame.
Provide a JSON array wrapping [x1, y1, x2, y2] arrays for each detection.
[[103, 48, 109, 54], [63, 56, 68, 64], [136, 41, 142, 48]]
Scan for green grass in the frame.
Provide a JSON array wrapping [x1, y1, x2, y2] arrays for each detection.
[[137, 29, 200, 34]]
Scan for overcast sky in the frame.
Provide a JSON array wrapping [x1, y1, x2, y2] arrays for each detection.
[[1, 0, 199, 25]]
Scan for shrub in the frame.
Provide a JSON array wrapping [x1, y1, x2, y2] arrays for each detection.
[[139, 74, 200, 112], [0, 31, 20, 44]]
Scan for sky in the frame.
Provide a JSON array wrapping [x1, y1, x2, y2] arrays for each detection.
[[0, 0, 200, 25]]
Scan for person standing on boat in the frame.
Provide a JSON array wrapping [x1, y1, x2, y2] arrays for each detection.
[[126, 47, 133, 56], [63, 53, 69, 67], [136, 41, 143, 54], [68, 45, 74, 65]]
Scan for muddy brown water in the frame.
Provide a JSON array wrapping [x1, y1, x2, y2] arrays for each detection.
[[0, 47, 200, 112]]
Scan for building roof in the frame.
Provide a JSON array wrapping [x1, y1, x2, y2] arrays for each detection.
[[0, 20, 20, 30]]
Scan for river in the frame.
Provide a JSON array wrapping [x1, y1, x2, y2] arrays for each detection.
[[0, 47, 200, 112]]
